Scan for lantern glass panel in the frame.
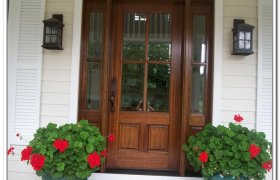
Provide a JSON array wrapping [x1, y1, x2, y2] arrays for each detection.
[[245, 40, 250, 49], [239, 40, 244, 49], [46, 26, 51, 34], [239, 31, 245, 40], [52, 27, 57, 34], [246, 32, 251, 40], [52, 36, 57, 43], [45, 36, 50, 43]]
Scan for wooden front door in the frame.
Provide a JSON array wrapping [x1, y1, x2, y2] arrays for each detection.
[[107, 2, 183, 172], [79, 0, 213, 176]]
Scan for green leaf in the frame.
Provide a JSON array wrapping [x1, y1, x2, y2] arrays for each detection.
[[243, 152, 251, 161], [214, 150, 223, 159], [239, 142, 249, 151], [86, 144, 94, 153], [74, 141, 83, 148], [80, 131, 89, 140], [47, 150, 54, 158], [230, 169, 240, 177], [47, 123, 57, 129], [57, 162, 65, 171]]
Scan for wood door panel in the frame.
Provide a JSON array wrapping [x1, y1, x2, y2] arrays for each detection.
[[119, 124, 140, 150], [148, 125, 169, 151]]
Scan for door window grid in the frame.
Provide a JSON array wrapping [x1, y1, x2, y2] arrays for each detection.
[[121, 13, 172, 112]]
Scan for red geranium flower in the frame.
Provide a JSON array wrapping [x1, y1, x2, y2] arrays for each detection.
[[198, 151, 208, 163], [53, 139, 69, 153], [87, 152, 101, 168], [21, 146, 32, 161], [100, 150, 108, 157], [108, 133, 115, 143], [30, 154, 45, 171], [262, 161, 272, 172], [234, 114, 244, 123], [7, 147, 15, 155], [249, 144, 261, 159]]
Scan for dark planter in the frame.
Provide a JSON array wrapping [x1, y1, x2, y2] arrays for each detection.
[[42, 174, 87, 180], [207, 173, 249, 180]]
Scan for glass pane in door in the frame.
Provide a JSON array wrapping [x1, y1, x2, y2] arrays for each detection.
[[88, 12, 103, 60], [192, 15, 206, 63], [147, 64, 170, 112], [121, 64, 144, 111], [86, 62, 101, 110], [149, 13, 171, 61], [123, 13, 146, 61], [191, 66, 205, 113]]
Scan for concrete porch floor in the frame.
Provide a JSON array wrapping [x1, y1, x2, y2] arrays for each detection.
[[89, 173, 203, 180]]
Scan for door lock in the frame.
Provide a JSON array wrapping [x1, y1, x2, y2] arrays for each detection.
[[110, 77, 117, 112]]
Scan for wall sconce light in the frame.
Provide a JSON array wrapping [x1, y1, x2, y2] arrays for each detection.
[[42, 14, 64, 50], [232, 19, 254, 55]]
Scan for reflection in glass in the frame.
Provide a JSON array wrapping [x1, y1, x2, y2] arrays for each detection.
[[121, 64, 144, 111], [191, 66, 205, 113], [88, 12, 103, 60], [192, 15, 206, 62], [87, 62, 101, 110], [149, 13, 171, 61], [123, 13, 146, 61], [147, 64, 170, 112]]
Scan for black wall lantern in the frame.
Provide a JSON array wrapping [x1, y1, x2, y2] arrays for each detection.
[[42, 14, 64, 50], [232, 19, 254, 55]]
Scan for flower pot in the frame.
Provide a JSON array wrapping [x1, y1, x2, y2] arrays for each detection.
[[207, 173, 249, 180], [42, 174, 87, 180]]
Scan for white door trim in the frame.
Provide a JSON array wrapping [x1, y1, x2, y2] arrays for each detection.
[[212, 0, 223, 126], [69, 0, 83, 123]]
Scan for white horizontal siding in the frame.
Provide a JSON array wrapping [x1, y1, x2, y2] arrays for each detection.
[[221, 0, 258, 127], [40, 0, 74, 127], [223, 6, 257, 18], [222, 88, 256, 100], [41, 81, 70, 93], [223, 0, 257, 7], [45, 1, 74, 12], [222, 76, 256, 88]]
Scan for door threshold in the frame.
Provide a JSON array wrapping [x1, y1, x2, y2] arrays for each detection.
[[88, 173, 203, 180], [106, 169, 179, 176]]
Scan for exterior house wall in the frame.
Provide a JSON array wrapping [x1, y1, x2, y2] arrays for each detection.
[[8, 0, 272, 180], [40, 0, 74, 127], [221, 0, 258, 129]]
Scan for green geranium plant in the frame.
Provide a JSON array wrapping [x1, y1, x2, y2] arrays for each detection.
[[8, 120, 115, 180], [183, 114, 272, 180]]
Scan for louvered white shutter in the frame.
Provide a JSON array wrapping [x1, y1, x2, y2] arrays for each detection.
[[256, 0, 272, 142], [8, 0, 45, 145]]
